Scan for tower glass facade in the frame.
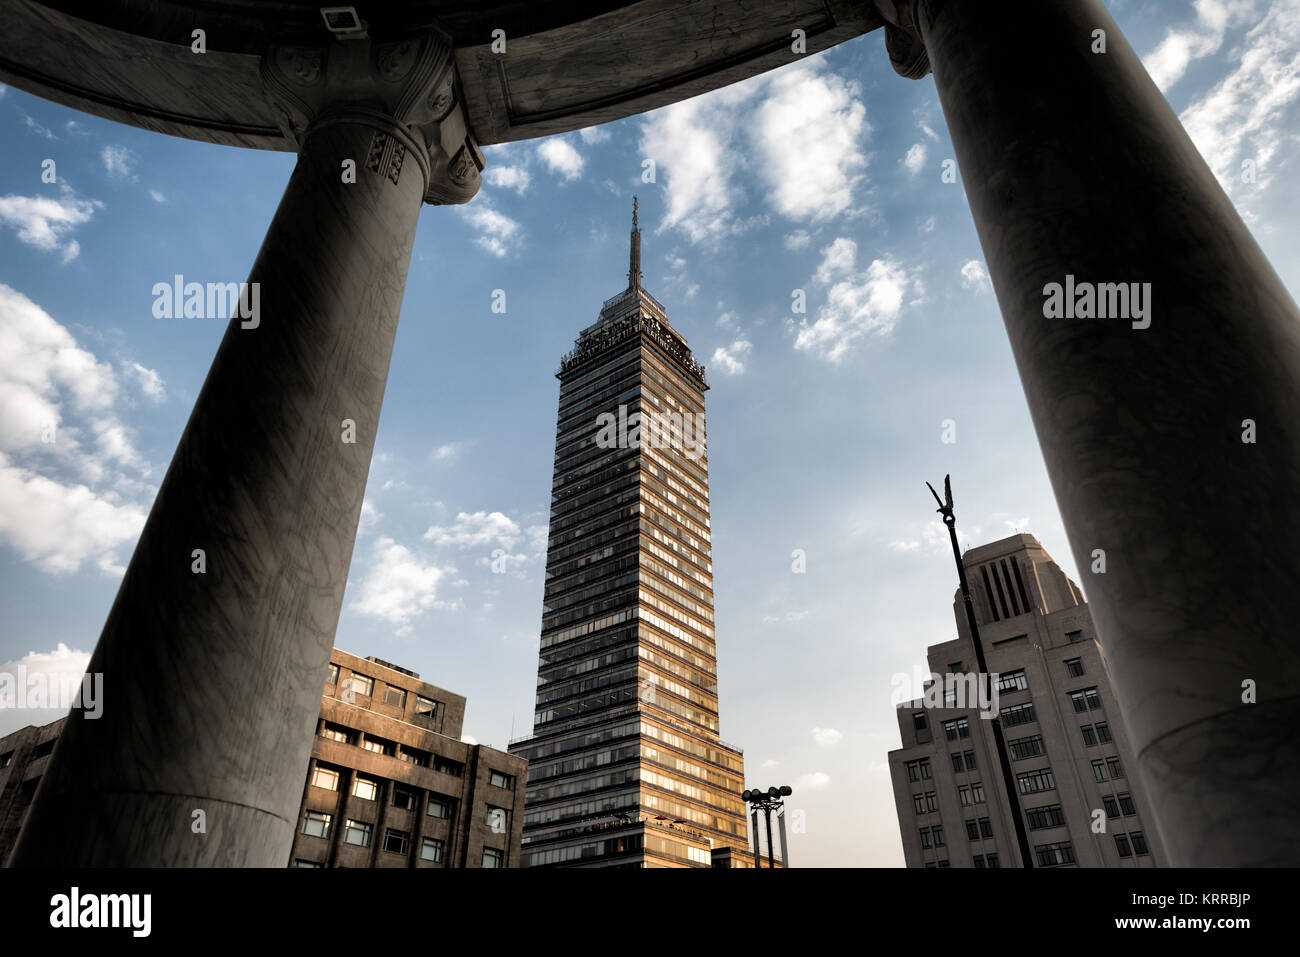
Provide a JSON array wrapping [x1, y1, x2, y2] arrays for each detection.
[[509, 203, 750, 867]]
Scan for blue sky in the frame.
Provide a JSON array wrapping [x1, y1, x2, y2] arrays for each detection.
[[1, 0, 1298, 866]]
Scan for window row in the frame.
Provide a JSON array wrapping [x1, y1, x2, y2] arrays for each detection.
[[1070, 687, 1102, 712], [912, 791, 938, 814], [1114, 831, 1150, 858], [964, 817, 993, 840], [325, 665, 439, 722], [1034, 841, 1076, 867], [316, 726, 467, 777], [905, 758, 932, 782], [972, 853, 1001, 868], [1025, 804, 1066, 830], [1080, 722, 1112, 746], [1102, 792, 1138, 819], [1091, 757, 1125, 781], [958, 783, 986, 806], [943, 718, 970, 741], [919, 825, 945, 849], [1007, 734, 1045, 761], [951, 750, 977, 773]]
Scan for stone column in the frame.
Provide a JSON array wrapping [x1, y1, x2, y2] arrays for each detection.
[[9, 33, 481, 867], [875, 0, 1300, 865]]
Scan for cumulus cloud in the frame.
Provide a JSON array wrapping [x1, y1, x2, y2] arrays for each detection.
[[902, 142, 927, 176], [793, 239, 916, 362], [960, 259, 990, 291], [101, 145, 135, 180], [537, 137, 584, 181], [784, 229, 812, 250], [710, 339, 752, 376], [125, 362, 165, 403], [483, 165, 531, 195], [578, 126, 611, 144], [458, 202, 522, 257], [348, 537, 458, 634], [811, 727, 843, 746], [1143, 0, 1236, 92], [424, 510, 523, 550], [0, 643, 94, 737], [0, 193, 101, 263]]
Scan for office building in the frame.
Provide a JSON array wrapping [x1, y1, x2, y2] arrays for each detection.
[[509, 203, 753, 867], [888, 534, 1166, 868], [0, 718, 63, 866]]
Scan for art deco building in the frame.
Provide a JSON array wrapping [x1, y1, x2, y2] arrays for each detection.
[[508, 202, 752, 868], [888, 534, 1166, 868], [289, 648, 527, 868]]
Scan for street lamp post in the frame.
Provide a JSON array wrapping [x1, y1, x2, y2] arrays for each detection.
[[742, 786, 792, 868]]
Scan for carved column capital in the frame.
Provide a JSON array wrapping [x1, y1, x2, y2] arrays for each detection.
[[873, 0, 945, 79], [260, 31, 483, 205]]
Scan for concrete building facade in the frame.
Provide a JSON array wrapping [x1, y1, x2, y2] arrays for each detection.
[[288, 649, 527, 868], [889, 534, 1166, 868], [0, 718, 63, 866]]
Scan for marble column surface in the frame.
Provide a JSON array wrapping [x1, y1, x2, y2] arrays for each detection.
[[909, 0, 1300, 865], [9, 116, 425, 866]]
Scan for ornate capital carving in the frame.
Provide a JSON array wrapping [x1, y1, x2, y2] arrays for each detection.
[[260, 31, 483, 205], [873, 0, 944, 80]]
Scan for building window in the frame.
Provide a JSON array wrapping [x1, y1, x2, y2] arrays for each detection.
[[979, 817, 993, 839], [301, 810, 332, 839], [1130, 831, 1149, 856], [490, 770, 514, 789], [420, 837, 444, 863], [1017, 768, 1055, 794], [1081, 725, 1098, 747], [963, 750, 976, 770], [919, 827, 932, 849], [343, 820, 372, 847], [0, 751, 12, 768], [1007, 734, 1045, 761], [353, 777, 378, 801], [971, 783, 985, 803], [383, 686, 407, 709], [1092, 760, 1107, 782], [346, 674, 374, 697], [936, 859, 950, 868], [958, 785, 971, 807], [397, 747, 428, 766], [1107, 757, 1124, 779], [294, 859, 322, 868], [986, 853, 1000, 868], [434, 757, 465, 777], [382, 828, 410, 855], [918, 758, 932, 780], [1085, 688, 1101, 710], [1026, 804, 1066, 830], [361, 737, 392, 756], [951, 753, 964, 774], [427, 795, 453, 819], [1065, 658, 1085, 677], [1034, 841, 1076, 867], [942, 717, 970, 741], [1095, 722, 1112, 744], [965, 819, 979, 841], [906, 760, 921, 782], [1115, 833, 1132, 858], [973, 854, 986, 868], [948, 661, 963, 673], [326, 663, 339, 685], [932, 825, 945, 847], [392, 786, 416, 811], [1103, 795, 1120, 819], [487, 807, 508, 833], [1066, 630, 1083, 643], [482, 848, 504, 868], [1001, 702, 1037, 726], [913, 793, 925, 815], [310, 766, 339, 791], [416, 696, 438, 722], [1118, 792, 1136, 816], [912, 711, 928, 733], [320, 723, 352, 744], [1070, 691, 1088, 713], [925, 791, 938, 813], [996, 669, 1028, 693]]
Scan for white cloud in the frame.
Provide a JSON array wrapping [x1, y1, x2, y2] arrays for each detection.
[[483, 165, 531, 195], [148, 189, 167, 203], [0, 193, 101, 262], [126, 362, 165, 403], [24, 115, 55, 140], [0, 643, 94, 737], [710, 339, 752, 376], [811, 727, 843, 746], [795, 771, 831, 790], [578, 126, 611, 144], [902, 142, 927, 176], [424, 510, 522, 550], [1142, 0, 1235, 92], [458, 202, 522, 257], [101, 145, 135, 180], [0, 285, 153, 574], [794, 239, 915, 362], [537, 137, 584, 181], [761, 758, 778, 769], [960, 259, 989, 291], [349, 537, 457, 634], [784, 229, 812, 250], [431, 441, 466, 463], [1177, 0, 1300, 196], [920, 216, 937, 233], [359, 499, 381, 528], [752, 63, 869, 222]]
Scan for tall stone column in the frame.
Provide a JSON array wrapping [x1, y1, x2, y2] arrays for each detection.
[[875, 0, 1300, 865], [9, 33, 482, 867]]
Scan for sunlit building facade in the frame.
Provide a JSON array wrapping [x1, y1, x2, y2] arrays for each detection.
[[509, 202, 751, 868]]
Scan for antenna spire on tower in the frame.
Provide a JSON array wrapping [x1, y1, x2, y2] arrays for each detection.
[[628, 196, 642, 290]]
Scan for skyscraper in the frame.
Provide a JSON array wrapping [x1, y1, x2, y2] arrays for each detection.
[[508, 201, 752, 868], [888, 534, 1166, 868]]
